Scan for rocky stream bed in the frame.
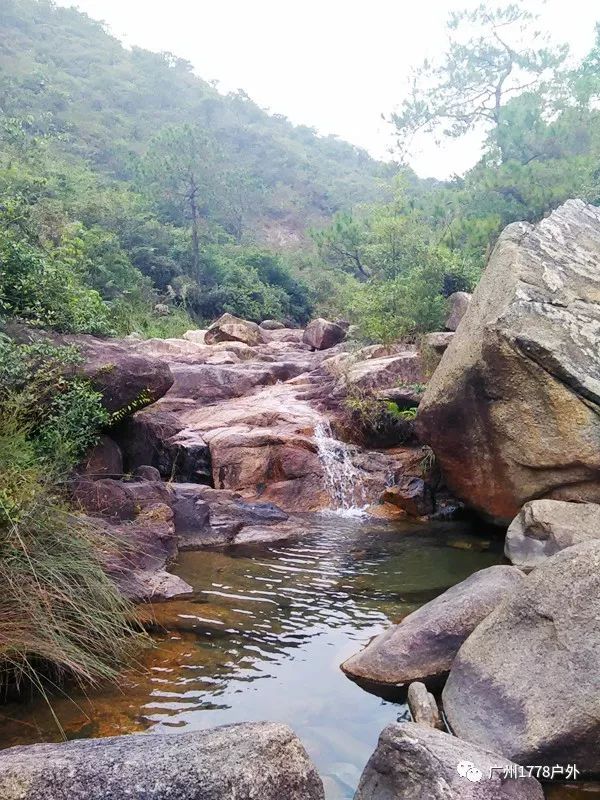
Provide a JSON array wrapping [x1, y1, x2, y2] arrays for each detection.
[[2, 201, 600, 799]]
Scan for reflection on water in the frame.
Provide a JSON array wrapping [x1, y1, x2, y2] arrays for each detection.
[[1, 514, 504, 799]]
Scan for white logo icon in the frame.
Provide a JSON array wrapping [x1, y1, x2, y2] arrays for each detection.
[[456, 761, 483, 782]]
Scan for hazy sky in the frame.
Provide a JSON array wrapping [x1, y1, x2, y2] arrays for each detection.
[[56, 0, 599, 178]]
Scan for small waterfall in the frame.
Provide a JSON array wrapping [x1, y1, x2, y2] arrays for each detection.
[[314, 421, 367, 515]]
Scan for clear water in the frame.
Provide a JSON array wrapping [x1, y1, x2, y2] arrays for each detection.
[[1, 515, 506, 798], [314, 421, 367, 512]]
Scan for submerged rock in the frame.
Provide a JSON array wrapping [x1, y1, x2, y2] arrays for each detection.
[[0, 722, 325, 800], [204, 312, 264, 347], [417, 200, 600, 523], [505, 499, 600, 570], [443, 540, 600, 773], [341, 565, 524, 691], [302, 317, 346, 350], [354, 723, 543, 800]]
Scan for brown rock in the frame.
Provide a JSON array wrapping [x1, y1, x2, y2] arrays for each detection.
[[383, 478, 433, 517], [417, 200, 600, 523], [425, 331, 455, 353], [72, 478, 136, 520], [80, 435, 123, 478], [302, 318, 346, 350]]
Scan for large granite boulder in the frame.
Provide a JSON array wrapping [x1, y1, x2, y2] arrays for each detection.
[[341, 565, 524, 692], [0, 722, 325, 800], [204, 313, 264, 346], [445, 291, 472, 331], [443, 540, 600, 773], [505, 499, 600, 570], [354, 723, 543, 800], [302, 318, 346, 350], [417, 200, 600, 523]]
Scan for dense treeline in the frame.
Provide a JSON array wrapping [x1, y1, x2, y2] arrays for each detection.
[[0, 0, 396, 335]]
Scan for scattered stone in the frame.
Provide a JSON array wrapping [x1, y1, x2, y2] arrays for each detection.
[[443, 540, 600, 773], [132, 465, 161, 482], [80, 435, 123, 478], [204, 313, 264, 347], [407, 682, 442, 729], [172, 484, 292, 548], [302, 318, 346, 350], [344, 352, 423, 392], [445, 291, 472, 331], [425, 331, 455, 353], [341, 565, 524, 691], [0, 722, 325, 800], [72, 478, 136, 520], [260, 319, 286, 329], [505, 499, 600, 570], [354, 723, 543, 800], [418, 200, 600, 523], [182, 328, 207, 344]]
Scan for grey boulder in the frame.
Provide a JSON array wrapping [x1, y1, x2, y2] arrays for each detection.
[[354, 723, 543, 800], [505, 499, 600, 570], [0, 722, 325, 800], [443, 540, 600, 773], [341, 565, 524, 691]]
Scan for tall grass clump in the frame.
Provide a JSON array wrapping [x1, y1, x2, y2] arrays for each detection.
[[0, 337, 143, 697]]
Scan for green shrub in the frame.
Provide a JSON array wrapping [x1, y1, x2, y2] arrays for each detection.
[[0, 338, 141, 693], [0, 228, 112, 335]]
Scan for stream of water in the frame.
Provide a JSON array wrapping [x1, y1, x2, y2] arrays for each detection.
[[0, 514, 507, 798]]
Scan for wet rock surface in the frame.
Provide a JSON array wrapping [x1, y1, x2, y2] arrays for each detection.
[[0, 722, 325, 800]]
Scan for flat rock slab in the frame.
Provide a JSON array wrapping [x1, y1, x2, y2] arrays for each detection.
[[505, 499, 600, 570], [0, 722, 325, 800], [341, 565, 524, 691], [354, 723, 543, 799], [443, 540, 600, 773]]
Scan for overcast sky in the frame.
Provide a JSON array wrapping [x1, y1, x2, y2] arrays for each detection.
[[56, 0, 599, 178]]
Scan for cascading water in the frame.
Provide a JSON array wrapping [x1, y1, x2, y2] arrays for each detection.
[[314, 420, 367, 515]]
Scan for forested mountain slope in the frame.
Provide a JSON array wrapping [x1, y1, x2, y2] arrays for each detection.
[[0, 0, 394, 244]]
